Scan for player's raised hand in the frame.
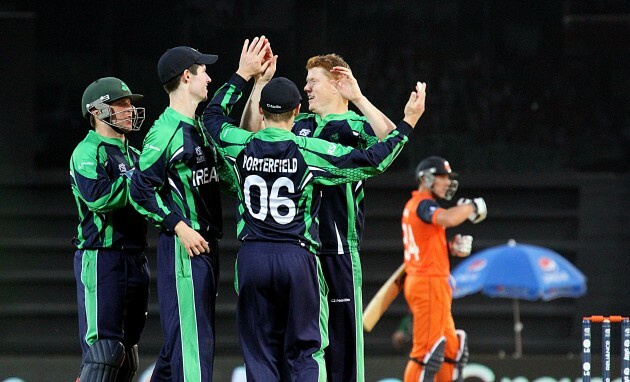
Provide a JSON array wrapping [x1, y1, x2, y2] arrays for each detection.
[[330, 66, 363, 103], [257, 46, 277, 83], [236, 36, 271, 81], [402, 81, 427, 128]]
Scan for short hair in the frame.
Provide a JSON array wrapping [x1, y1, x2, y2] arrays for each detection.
[[163, 63, 202, 93], [305, 54, 350, 80], [262, 109, 294, 123]]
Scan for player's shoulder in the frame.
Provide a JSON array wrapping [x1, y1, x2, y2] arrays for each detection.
[[142, 111, 182, 146], [326, 111, 370, 132], [415, 198, 441, 225], [412, 192, 438, 209], [292, 113, 317, 137], [151, 109, 181, 131], [294, 112, 316, 123], [70, 134, 100, 172], [128, 145, 142, 156], [340, 110, 367, 122], [328, 110, 367, 123], [418, 197, 440, 208], [71, 131, 100, 157]]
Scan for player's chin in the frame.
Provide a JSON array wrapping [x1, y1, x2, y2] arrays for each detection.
[[115, 122, 133, 133]]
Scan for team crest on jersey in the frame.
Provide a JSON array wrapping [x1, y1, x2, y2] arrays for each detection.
[[195, 146, 205, 163], [329, 133, 340, 142], [118, 163, 127, 173], [297, 129, 312, 137]]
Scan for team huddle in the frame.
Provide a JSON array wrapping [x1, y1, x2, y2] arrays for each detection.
[[69, 35, 484, 382]]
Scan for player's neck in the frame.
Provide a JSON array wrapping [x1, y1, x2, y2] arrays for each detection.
[[169, 90, 200, 119], [95, 123, 125, 142], [316, 99, 348, 118], [263, 121, 292, 131]]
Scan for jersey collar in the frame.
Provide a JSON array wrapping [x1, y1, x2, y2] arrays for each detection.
[[88, 130, 126, 149]]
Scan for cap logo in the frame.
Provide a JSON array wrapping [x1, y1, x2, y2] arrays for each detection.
[[443, 161, 452, 173], [266, 103, 282, 109], [121, 82, 130, 92]]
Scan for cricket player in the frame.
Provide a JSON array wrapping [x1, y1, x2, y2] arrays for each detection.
[[71, 77, 149, 382], [241, 53, 396, 382], [130, 46, 225, 382], [202, 36, 427, 382], [401, 156, 487, 382]]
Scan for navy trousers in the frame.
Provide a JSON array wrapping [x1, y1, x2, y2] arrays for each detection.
[[150, 232, 219, 382], [74, 248, 150, 358], [236, 241, 328, 382], [318, 249, 364, 382]]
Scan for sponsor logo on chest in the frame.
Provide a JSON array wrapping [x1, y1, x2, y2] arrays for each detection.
[[192, 166, 218, 187], [195, 146, 206, 163], [297, 128, 312, 137]]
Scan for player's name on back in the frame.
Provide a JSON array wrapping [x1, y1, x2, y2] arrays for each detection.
[[242, 155, 298, 173]]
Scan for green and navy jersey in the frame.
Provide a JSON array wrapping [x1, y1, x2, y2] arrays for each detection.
[[130, 107, 223, 238], [69, 130, 147, 250], [293, 110, 378, 254], [202, 73, 411, 253]]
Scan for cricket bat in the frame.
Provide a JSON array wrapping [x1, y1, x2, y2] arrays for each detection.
[[363, 263, 406, 332]]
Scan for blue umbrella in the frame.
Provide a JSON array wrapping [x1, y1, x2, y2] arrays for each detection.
[[451, 239, 587, 357]]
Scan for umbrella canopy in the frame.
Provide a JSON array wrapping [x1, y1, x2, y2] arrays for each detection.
[[452, 240, 587, 301], [451, 239, 587, 357]]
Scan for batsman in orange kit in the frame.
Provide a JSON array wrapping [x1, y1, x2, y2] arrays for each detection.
[[401, 156, 487, 382]]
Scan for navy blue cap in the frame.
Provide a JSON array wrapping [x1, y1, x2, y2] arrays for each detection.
[[157, 46, 218, 85], [260, 77, 302, 114]]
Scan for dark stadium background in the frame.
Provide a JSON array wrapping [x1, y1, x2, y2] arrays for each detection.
[[1, 1, 628, 381]]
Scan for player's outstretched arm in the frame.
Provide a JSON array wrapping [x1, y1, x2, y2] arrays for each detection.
[[240, 45, 277, 132]]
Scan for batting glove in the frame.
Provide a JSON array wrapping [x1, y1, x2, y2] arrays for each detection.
[[458, 197, 487, 224], [457, 198, 472, 206], [450, 234, 473, 257], [470, 197, 487, 224]]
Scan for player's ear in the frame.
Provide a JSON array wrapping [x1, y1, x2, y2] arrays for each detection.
[[181, 69, 190, 84], [293, 104, 301, 116]]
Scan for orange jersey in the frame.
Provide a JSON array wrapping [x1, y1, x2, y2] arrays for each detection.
[[401, 190, 450, 277]]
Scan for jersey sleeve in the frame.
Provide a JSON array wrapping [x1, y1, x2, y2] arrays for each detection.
[[301, 120, 413, 186], [70, 142, 129, 213], [129, 126, 184, 232], [202, 73, 254, 178], [356, 119, 378, 148], [417, 199, 444, 224]]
